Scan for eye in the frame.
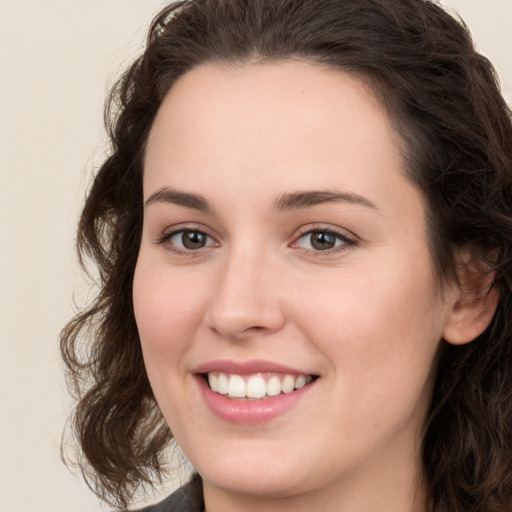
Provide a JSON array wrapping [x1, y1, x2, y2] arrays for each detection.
[[293, 229, 355, 252], [162, 229, 216, 251]]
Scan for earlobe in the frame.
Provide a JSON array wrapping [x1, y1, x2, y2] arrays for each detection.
[[442, 253, 499, 346]]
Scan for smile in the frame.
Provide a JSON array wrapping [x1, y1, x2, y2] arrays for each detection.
[[207, 372, 314, 400]]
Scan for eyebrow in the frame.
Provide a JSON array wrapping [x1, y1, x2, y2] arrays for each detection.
[[144, 187, 377, 213], [145, 187, 212, 212], [274, 190, 377, 212]]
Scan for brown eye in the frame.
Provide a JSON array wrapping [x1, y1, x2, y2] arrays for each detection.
[[182, 231, 207, 249], [294, 229, 353, 252], [167, 230, 215, 250], [310, 232, 337, 250]]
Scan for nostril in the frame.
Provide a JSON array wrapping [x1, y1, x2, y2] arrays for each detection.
[[208, 321, 275, 340]]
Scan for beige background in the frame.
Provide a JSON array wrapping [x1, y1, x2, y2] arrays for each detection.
[[1, 1, 510, 511]]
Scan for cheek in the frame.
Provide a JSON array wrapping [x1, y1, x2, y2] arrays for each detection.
[[132, 259, 205, 370], [293, 254, 444, 393]]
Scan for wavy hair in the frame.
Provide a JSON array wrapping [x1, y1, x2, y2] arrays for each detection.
[[61, 0, 512, 509]]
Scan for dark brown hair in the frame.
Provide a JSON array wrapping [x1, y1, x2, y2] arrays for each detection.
[[61, 0, 512, 509]]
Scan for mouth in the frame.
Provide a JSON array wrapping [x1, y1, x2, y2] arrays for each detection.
[[202, 372, 316, 400], [194, 361, 319, 423]]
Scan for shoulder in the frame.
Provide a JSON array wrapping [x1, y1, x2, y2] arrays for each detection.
[[135, 474, 203, 512]]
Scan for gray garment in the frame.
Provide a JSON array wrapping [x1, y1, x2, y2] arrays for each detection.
[[136, 475, 203, 512]]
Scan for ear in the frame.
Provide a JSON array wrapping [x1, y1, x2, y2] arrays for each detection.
[[442, 251, 499, 346]]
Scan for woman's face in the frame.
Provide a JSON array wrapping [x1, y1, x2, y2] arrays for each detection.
[[134, 61, 456, 507]]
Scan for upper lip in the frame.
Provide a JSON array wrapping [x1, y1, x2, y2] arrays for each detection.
[[193, 359, 315, 376]]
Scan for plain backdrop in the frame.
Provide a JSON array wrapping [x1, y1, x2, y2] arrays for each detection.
[[1, 1, 511, 511]]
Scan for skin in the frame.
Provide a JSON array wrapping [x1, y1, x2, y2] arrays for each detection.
[[133, 61, 491, 512]]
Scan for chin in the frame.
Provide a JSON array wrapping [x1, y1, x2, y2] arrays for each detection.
[[185, 438, 314, 498], [199, 461, 311, 499]]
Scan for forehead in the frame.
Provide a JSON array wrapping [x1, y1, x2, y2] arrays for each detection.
[[143, 60, 414, 216], [146, 61, 392, 150]]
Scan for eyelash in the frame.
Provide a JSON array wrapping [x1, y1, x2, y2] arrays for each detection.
[[156, 225, 217, 255], [156, 225, 357, 256], [291, 226, 356, 255]]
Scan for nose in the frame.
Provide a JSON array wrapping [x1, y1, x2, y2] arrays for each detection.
[[205, 247, 286, 340]]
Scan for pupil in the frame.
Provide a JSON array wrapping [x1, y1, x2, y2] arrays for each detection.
[[182, 231, 206, 249], [311, 232, 336, 250]]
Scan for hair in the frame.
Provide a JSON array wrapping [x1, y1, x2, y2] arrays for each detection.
[[61, 0, 512, 510]]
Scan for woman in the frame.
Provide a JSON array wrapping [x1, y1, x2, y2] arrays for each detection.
[[61, 0, 512, 511]]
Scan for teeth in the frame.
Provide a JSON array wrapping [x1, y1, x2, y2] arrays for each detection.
[[207, 372, 313, 399], [228, 375, 246, 398], [281, 374, 295, 394], [266, 376, 281, 397], [217, 373, 229, 395], [209, 372, 219, 392], [246, 375, 266, 399], [295, 375, 307, 389]]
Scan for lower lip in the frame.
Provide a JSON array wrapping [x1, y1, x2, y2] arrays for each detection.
[[196, 376, 315, 424]]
